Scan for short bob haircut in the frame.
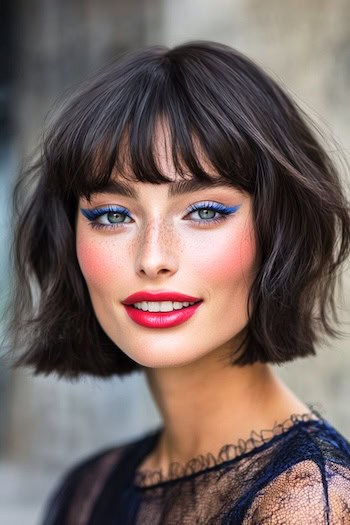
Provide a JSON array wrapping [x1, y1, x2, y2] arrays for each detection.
[[4, 40, 350, 379]]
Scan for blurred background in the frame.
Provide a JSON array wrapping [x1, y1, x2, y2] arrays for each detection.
[[0, 0, 350, 523]]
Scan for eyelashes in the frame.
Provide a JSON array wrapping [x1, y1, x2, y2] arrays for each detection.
[[80, 202, 242, 231], [80, 205, 132, 228]]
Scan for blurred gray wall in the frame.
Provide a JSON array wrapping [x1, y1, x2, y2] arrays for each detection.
[[1, 1, 350, 524]]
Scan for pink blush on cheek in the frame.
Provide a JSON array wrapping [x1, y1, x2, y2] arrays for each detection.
[[76, 237, 120, 286], [197, 224, 257, 284], [237, 226, 258, 277]]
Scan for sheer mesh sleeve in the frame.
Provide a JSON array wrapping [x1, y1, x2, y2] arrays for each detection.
[[41, 460, 88, 525], [243, 459, 350, 524], [40, 446, 126, 525]]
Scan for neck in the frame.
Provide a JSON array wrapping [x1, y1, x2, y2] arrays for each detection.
[[143, 347, 310, 472]]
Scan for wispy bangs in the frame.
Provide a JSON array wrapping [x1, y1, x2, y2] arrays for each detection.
[[46, 46, 257, 202]]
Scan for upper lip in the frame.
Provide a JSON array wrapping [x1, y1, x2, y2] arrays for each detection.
[[122, 291, 202, 305]]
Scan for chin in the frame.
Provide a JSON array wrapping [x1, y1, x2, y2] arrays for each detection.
[[124, 351, 201, 369]]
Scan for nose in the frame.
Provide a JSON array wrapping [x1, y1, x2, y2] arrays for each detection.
[[134, 219, 179, 279]]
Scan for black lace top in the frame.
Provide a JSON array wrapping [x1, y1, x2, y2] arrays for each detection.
[[41, 406, 350, 524]]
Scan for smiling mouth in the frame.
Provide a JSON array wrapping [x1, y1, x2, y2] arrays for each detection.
[[123, 300, 203, 328], [130, 300, 202, 312]]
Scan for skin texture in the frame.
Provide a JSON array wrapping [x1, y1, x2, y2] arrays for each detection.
[[76, 126, 311, 473], [77, 183, 256, 369]]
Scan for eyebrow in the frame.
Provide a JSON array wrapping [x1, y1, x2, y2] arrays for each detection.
[[90, 178, 238, 198]]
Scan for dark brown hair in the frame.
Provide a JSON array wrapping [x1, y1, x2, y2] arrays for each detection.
[[3, 41, 350, 378]]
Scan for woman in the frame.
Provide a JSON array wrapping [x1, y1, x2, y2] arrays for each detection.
[[5, 41, 350, 524]]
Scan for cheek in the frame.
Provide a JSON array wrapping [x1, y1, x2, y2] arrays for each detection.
[[193, 222, 257, 287], [237, 223, 258, 280], [76, 234, 121, 288]]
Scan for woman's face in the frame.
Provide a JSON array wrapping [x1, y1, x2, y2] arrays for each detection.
[[76, 138, 258, 369]]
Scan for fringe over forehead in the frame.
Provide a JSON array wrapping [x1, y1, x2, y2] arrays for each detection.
[[43, 41, 290, 201]]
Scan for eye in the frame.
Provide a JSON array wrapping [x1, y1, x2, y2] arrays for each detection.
[[185, 202, 241, 226], [80, 202, 242, 231], [80, 205, 133, 230]]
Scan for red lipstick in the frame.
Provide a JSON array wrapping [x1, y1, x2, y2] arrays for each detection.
[[122, 291, 201, 305], [121, 290, 203, 329]]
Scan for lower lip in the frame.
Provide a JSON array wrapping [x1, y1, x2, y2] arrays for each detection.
[[122, 302, 203, 328]]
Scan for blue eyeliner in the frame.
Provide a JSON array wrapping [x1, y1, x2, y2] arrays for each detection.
[[187, 202, 241, 215], [80, 202, 242, 229], [219, 204, 240, 213], [81, 203, 241, 220], [80, 205, 131, 221]]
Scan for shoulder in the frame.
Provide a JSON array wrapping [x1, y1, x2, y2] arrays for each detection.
[[40, 430, 157, 525], [40, 445, 125, 525], [242, 417, 350, 524], [244, 458, 350, 524]]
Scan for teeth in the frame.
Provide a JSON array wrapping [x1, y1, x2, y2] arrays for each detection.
[[133, 301, 197, 312]]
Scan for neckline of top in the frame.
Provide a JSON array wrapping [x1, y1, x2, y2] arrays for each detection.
[[133, 405, 326, 490]]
